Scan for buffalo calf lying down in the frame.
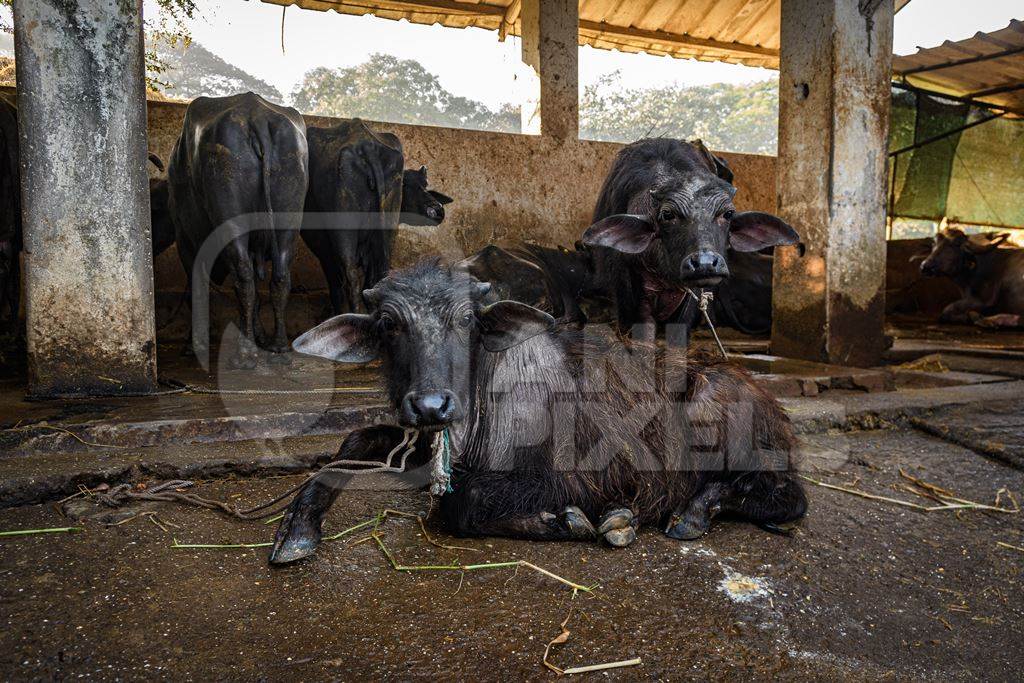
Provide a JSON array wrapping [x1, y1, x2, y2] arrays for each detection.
[[920, 228, 1024, 328], [270, 260, 806, 563]]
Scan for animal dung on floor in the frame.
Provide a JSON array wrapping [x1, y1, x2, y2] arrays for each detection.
[[718, 572, 771, 604]]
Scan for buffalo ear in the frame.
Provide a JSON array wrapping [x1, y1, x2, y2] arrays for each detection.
[[478, 300, 554, 352], [292, 314, 378, 363], [428, 189, 453, 205], [581, 214, 657, 254], [729, 212, 801, 252], [692, 139, 734, 184]]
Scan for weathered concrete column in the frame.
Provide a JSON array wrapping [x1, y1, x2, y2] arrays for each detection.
[[14, 0, 158, 397], [771, 0, 893, 367], [519, 0, 578, 139]]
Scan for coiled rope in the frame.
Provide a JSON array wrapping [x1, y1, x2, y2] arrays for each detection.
[[82, 427, 455, 521]]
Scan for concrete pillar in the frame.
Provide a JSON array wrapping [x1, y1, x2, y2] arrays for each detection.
[[14, 0, 158, 397], [771, 0, 893, 367], [519, 0, 578, 139]]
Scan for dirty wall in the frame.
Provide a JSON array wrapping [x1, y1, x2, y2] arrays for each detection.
[[144, 98, 779, 339]]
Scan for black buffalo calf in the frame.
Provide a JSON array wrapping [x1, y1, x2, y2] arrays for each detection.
[[583, 138, 800, 337], [270, 259, 806, 564], [400, 165, 452, 226]]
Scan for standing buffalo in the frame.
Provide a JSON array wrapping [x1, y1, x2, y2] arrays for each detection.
[[920, 228, 1024, 327], [400, 165, 452, 226], [168, 92, 308, 368], [0, 96, 20, 329], [581, 138, 800, 337], [301, 119, 404, 315], [270, 259, 806, 564]]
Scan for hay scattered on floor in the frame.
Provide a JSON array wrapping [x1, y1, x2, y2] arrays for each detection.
[[896, 353, 949, 373], [0, 526, 83, 538]]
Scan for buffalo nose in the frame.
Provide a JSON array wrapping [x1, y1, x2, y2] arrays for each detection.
[[403, 390, 458, 427], [682, 250, 729, 278]]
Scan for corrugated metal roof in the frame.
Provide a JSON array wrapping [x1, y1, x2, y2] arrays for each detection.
[[893, 20, 1024, 117], [260, 0, 782, 68]]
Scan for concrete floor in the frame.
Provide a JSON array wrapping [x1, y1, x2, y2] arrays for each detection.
[[2, 324, 1024, 679], [0, 428, 1022, 680]]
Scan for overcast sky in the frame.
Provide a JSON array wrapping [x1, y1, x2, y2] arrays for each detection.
[[8, 1, 1021, 109]]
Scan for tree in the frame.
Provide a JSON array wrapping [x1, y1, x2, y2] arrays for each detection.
[[580, 72, 779, 155], [292, 54, 517, 132], [148, 38, 283, 103]]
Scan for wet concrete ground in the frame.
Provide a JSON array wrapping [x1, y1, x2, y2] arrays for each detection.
[[1, 428, 1022, 680]]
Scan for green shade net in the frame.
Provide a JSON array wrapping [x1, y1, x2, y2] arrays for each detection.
[[888, 88, 1024, 230]]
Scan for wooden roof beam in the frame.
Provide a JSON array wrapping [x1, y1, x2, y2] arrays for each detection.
[[498, 0, 521, 41]]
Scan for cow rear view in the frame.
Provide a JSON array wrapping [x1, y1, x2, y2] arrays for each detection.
[[168, 92, 309, 368]]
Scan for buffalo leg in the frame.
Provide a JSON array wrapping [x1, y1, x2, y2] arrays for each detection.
[[226, 237, 259, 369], [176, 234, 207, 359], [665, 481, 729, 540], [269, 425, 428, 565], [344, 262, 366, 314], [722, 472, 807, 533], [267, 228, 297, 355], [320, 261, 345, 316], [440, 473, 597, 542]]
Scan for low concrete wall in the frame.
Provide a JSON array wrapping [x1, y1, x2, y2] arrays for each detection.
[[144, 99, 778, 338]]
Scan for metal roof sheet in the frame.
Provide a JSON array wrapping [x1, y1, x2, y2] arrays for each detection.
[[893, 19, 1024, 117], [260, 0, 782, 68]]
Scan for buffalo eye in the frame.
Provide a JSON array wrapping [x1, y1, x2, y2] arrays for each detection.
[[379, 314, 397, 333], [722, 210, 735, 221], [658, 207, 676, 223], [457, 311, 474, 329]]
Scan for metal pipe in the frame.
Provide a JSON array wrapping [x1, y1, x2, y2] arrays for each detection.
[[888, 111, 1005, 157]]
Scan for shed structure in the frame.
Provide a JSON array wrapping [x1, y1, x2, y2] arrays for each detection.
[[12, 0, 902, 396]]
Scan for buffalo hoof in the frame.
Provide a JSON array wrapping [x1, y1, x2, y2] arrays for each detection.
[[268, 351, 292, 366], [182, 342, 204, 358], [665, 502, 720, 541], [597, 507, 637, 548], [269, 509, 323, 565], [665, 516, 708, 541], [541, 506, 596, 540], [229, 351, 258, 370]]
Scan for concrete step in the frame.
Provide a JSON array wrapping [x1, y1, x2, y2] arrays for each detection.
[[0, 400, 389, 457], [7, 379, 1024, 507], [0, 431, 411, 508], [736, 354, 894, 397]]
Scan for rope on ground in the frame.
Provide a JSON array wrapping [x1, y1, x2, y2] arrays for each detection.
[[19, 378, 381, 402], [80, 428, 426, 522], [158, 378, 380, 396]]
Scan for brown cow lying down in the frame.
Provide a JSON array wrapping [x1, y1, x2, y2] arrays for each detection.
[[269, 259, 806, 564], [920, 229, 1024, 328]]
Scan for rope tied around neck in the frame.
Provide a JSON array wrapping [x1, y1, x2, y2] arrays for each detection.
[[430, 428, 455, 495]]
